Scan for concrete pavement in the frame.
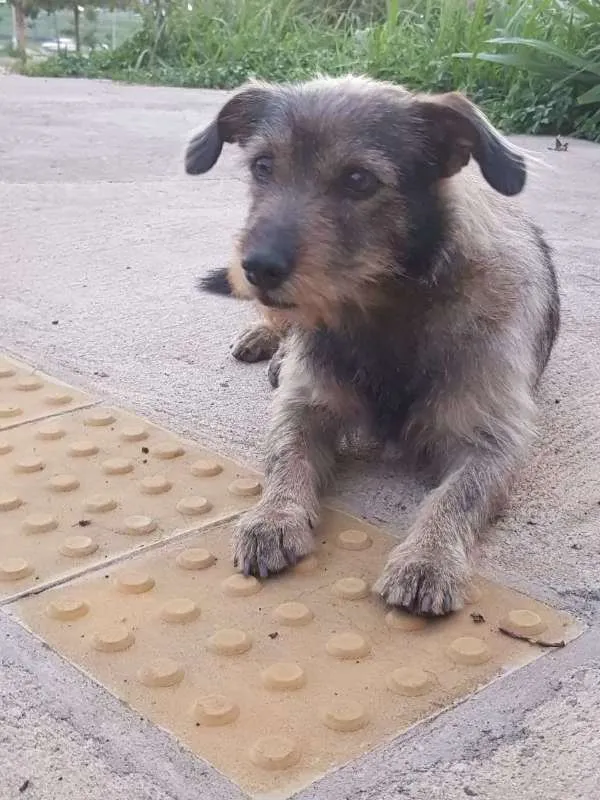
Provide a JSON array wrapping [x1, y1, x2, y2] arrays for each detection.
[[1, 75, 599, 800]]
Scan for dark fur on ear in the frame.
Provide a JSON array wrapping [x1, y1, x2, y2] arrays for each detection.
[[185, 85, 273, 175], [416, 92, 526, 196], [196, 268, 234, 296]]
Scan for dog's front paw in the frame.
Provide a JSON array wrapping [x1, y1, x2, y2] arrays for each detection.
[[232, 503, 315, 578], [231, 324, 280, 363], [374, 544, 468, 616]]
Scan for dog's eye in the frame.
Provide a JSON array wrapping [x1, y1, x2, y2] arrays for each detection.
[[251, 155, 274, 184], [340, 168, 379, 198]]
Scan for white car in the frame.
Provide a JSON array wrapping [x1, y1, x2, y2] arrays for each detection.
[[40, 37, 77, 53]]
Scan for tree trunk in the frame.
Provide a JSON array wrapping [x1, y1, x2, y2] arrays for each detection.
[[74, 3, 81, 53], [53, 11, 60, 51], [12, 2, 27, 56]]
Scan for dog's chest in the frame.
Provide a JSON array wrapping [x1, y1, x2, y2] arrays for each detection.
[[307, 326, 427, 440]]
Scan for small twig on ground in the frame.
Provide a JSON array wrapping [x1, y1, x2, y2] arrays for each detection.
[[498, 626, 565, 648], [548, 136, 569, 152]]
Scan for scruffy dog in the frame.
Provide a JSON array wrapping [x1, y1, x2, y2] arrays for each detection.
[[185, 76, 559, 616]]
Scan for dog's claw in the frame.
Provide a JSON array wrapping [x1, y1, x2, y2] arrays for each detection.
[[258, 562, 269, 579], [282, 547, 299, 567]]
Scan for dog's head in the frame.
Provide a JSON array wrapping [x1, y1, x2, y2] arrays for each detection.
[[186, 75, 526, 328]]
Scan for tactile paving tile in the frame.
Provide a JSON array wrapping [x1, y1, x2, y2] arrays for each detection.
[[12, 509, 582, 799], [0, 355, 95, 430], [0, 406, 262, 601]]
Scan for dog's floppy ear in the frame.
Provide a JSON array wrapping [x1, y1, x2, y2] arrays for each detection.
[[415, 91, 526, 196], [185, 84, 273, 175]]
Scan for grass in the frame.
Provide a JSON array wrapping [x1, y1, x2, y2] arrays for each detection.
[[17, 0, 600, 141]]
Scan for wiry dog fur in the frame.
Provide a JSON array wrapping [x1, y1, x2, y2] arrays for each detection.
[[185, 75, 560, 616]]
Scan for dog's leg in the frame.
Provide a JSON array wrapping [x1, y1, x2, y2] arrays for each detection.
[[231, 322, 282, 363], [374, 447, 518, 615], [232, 368, 339, 577], [267, 338, 287, 388]]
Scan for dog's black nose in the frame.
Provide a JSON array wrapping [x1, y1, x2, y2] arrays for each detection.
[[242, 250, 292, 291]]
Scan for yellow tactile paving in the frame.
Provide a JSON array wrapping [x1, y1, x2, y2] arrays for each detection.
[[1, 355, 583, 797], [0, 405, 261, 601], [0, 355, 95, 430], [13, 509, 582, 799]]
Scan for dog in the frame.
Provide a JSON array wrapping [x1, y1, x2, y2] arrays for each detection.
[[184, 75, 560, 616]]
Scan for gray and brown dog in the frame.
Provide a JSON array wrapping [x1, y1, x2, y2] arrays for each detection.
[[185, 75, 560, 616]]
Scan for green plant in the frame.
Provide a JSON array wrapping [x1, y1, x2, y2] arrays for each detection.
[[455, 1, 600, 128]]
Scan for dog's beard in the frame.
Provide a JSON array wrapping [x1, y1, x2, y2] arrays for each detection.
[[256, 291, 296, 310]]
